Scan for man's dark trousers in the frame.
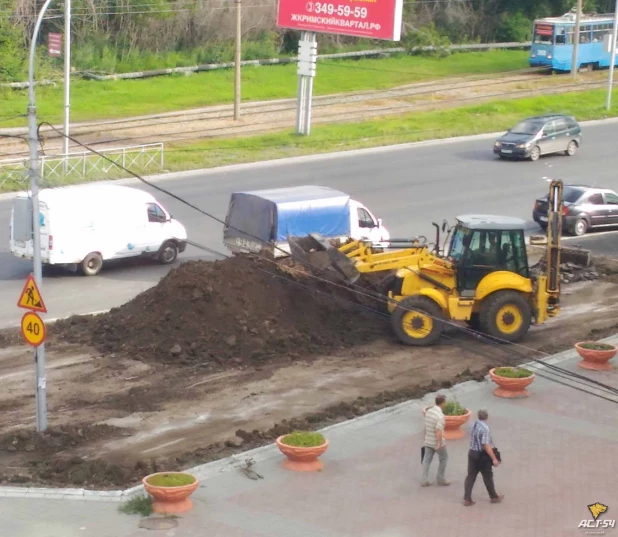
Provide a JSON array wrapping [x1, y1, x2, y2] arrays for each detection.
[[463, 449, 498, 501]]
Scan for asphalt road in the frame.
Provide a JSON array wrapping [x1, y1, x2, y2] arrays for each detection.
[[2, 122, 618, 327]]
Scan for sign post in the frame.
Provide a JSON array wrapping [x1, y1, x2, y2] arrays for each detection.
[[17, 274, 48, 431], [278, 0, 404, 135], [296, 32, 317, 135]]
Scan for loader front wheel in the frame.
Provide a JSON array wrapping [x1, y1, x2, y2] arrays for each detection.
[[479, 291, 531, 343], [391, 296, 444, 346]]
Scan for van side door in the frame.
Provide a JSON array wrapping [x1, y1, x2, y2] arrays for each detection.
[[137, 202, 169, 253], [539, 120, 559, 153], [356, 207, 378, 240]]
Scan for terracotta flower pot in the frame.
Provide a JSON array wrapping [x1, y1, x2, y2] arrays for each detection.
[[142, 472, 199, 514], [422, 406, 471, 440], [489, 367, 536, 399], [575, 342, 617, 371], [276, 435, 329, 472]]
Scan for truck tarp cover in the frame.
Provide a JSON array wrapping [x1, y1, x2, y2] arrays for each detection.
[[226, 186, 351, 243]]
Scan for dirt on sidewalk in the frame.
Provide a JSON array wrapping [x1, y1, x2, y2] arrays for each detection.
[[0, 254, 617, 489]]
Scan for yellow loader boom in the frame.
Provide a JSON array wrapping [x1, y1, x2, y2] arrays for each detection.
[[287, 180, 563, 346]]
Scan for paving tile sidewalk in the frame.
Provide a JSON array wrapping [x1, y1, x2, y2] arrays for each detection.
[[2, 353, 617, 537]]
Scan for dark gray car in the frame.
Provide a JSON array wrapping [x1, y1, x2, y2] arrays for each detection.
[[493, 115, 582, 161]]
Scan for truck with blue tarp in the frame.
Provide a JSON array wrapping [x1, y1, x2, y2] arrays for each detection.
[[223, 185, 390, 258]]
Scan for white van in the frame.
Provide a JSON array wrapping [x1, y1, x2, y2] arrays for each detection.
[[10, 184, 188, 276]]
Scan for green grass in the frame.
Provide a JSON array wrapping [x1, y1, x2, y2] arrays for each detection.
[[443, 401, 468, 416], [159, 88, 618, 173], [281, 431, 326, 447], [145, 473, 196, 487], [119, 494, 153, 516], [0, 51, 527, 127], [494, 367, 534, 378]]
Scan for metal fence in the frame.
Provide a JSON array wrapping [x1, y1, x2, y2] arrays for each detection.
[[0, 143, 164, 190]]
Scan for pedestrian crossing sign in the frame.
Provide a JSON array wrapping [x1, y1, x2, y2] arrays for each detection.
[[17, 274, 47, 313]]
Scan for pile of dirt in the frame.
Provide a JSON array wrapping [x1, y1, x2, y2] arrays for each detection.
[[53, 255, 387, 367]]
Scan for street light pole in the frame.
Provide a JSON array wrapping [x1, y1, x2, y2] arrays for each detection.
[[571, 0, 582, 79], [233, 0, 241, 120], [28, 0, 54, 433], [606, 0, 618, 110], [62, 0, 71, 171]]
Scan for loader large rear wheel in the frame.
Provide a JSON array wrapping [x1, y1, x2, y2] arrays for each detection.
[[479, 291, 531, 343], [391, 296, 444, 346]]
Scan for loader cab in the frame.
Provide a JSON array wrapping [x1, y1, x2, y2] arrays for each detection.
[[447, 215, 529, 295]]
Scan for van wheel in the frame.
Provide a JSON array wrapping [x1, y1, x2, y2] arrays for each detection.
[[79, 253, 103, 276], [529, 146, 541, 162], [158, 241, 178, 265], [565, 141, 578, 156]]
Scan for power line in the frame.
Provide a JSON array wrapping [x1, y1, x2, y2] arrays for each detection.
[[36, 121, 618, 405]]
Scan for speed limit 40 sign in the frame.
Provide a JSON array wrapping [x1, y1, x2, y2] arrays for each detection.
[[20, 312, 46, 347]]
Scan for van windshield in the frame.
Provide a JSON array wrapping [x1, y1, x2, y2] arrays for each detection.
[[510, 120, 544, 135]]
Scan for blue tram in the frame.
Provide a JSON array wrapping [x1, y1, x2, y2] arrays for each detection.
[[529, 11, 617, 72]]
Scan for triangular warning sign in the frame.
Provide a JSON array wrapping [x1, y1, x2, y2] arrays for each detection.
[[17, 274, 47, 313]]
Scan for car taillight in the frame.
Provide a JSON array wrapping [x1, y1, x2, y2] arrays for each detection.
[[562, 206, 569, 216], [534, 201, 540, 210], [49, 235, 53, 250]]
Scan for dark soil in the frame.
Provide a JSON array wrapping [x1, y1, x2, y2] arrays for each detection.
[[0, 366, 489, 489], [52, 255, 387, 368]]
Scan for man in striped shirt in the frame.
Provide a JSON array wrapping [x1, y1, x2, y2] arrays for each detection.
[[421, 394, 449, 487], [463, 408, 503, 506]]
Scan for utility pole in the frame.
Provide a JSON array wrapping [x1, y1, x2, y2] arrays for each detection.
[[607, 0, 618, 110], [571, 0, 582, 79], [234, 0, 241, 120], [28, 0, 54, 433], [62, 0, 71, 172]]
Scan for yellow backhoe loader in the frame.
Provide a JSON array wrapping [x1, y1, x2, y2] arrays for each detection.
[[289, 180, 563, 346]]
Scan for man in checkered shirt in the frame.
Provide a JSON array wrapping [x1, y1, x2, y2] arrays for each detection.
[[463, 408, 504, 506], [421, 394, 449, 487]]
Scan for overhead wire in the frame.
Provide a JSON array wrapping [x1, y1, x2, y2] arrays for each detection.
[[35, 121, 618, 404]]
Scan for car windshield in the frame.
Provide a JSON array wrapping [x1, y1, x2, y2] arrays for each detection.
[[510, 120, 544, 135]]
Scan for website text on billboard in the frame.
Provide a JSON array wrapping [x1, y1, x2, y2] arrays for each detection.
[[277, 0, 404, 41]]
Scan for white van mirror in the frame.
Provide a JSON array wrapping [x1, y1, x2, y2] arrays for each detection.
[[377, 218, 382, 228]]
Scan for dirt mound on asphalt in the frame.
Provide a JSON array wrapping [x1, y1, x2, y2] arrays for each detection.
[[54, 255, 387, 367]]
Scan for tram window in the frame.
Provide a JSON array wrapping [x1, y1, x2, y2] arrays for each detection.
[[579, 25, 592, 43], [555, 26, 566, 45]]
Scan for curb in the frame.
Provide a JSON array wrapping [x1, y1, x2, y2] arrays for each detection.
[[1, 332, 616, 501]]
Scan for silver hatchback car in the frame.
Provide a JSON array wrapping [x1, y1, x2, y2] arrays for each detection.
[[493, 115, 582, 161]]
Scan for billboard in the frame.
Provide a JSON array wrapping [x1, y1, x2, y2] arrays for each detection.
[[277, 0, 404, 41]]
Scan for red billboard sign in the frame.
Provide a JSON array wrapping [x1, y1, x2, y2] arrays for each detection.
[[277, 0, 404, 41], [47, 33, 62, 57]]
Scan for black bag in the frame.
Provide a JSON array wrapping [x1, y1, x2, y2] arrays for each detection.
[[481, 447, 501, 466]]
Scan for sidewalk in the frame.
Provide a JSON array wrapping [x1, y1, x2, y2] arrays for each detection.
[[2, 349, 617, 537]]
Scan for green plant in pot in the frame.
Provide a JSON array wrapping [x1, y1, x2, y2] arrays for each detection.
[[276, 430, 329, 471], [440, 400, 471, 440], [142, 472, 199, 514], [490, 366, 536, 398], [575, 341, 617, 371]]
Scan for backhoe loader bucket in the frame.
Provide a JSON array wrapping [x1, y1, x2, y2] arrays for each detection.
[[288, 233, 361, 283]]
